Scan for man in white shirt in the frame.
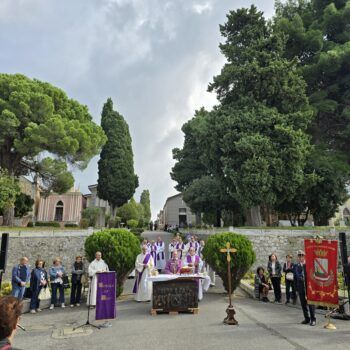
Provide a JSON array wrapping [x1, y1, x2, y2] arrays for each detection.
[[87, 251, 109, 306]]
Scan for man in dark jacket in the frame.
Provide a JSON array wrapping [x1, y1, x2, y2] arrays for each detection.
[[11, 257, 30, 300], [294, 250, 316, 326]]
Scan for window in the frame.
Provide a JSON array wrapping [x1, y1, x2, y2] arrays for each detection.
[[179, 208, 187, 214], [54, 200, 64, 221]]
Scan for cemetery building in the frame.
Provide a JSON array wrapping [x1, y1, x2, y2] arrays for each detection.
[[37, 188, 85, 225], [161, 193, 199, 228], [84, 184, 111, 227]]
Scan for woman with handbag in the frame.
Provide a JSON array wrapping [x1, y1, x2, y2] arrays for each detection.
[[283, 254, 297, 305], [70, 255, 85, 307], [267, 253, 282, 304], [29, 259, 48, 314], [49, 258, 66, 310]]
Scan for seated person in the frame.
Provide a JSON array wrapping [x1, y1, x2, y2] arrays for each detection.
[[0, 295, 23, 350], [254, 266, 270, 302], [164, 249, 182, 274], [184, 247, 203, 274]]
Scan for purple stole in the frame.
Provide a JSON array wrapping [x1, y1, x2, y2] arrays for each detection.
[[156, 241, 164, 261], [176, 243, 185, 258], [190, 241, 199, 251], [186, 255, 200, 273], [133, 253, 151, 293], [150, 245, 157, 263]]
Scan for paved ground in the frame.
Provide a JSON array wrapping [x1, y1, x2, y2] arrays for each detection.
[[12, 231, 350, 349]]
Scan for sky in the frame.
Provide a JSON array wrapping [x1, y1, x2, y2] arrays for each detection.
[[0, 0, 275, 219]]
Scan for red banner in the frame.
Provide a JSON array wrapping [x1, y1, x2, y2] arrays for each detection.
[[304, 239, 338, 307]]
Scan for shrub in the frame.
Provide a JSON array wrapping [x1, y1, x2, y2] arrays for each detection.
[[130, 227, 144, 236], [79, 218, 89, 229], [85, 228, 140, 297], [82, 207, 101, 227], [65, 223, 78, 228], [35, 221, 60, 227], [27, 221, 34, 227], [0, 281, 12, 296], [203, 232, 255, 294], [127, 219, 138, 228]]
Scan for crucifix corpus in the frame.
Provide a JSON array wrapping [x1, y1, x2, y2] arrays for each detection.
[[220, 242, 238, 325]]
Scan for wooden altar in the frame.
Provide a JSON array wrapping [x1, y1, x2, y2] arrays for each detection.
[[150, 277, 199, 315]]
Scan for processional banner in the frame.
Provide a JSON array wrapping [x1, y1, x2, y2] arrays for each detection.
[[305, 239, 338, 307], [96, 271, 117, 320]]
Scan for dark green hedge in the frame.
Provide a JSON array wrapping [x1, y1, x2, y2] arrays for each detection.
[[203, 232, 255, 294]]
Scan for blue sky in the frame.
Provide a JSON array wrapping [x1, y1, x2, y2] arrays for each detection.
[[0, 0, 275, 219]]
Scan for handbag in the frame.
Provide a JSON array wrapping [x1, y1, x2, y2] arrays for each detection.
[[286, 272, 294, 281], [62, 275, 70, 289], [38, 287, 51, 300]]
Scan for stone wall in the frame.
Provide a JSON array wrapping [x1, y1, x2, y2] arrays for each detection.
[[1, 229, 94, 280], [2, 228, 349, 280]]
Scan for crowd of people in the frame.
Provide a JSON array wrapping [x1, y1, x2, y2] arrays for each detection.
[[254, 250, 316, 326], [9, 252, 109, 314]]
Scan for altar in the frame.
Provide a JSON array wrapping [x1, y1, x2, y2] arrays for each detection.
[[148, 274, 211, 315]]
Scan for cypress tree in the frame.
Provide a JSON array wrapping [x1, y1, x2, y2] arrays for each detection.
[[97, 98, 138, 215]]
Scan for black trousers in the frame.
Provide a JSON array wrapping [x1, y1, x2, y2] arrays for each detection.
[[271, 277, 281, 302], [285, 279, 296, 301], [297, 280, 315, 321], [70, 281, 82, 304]]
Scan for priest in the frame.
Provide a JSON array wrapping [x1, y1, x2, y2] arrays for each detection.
[[186, 236, 200, 255], [133, 245, 154, 302], [184, 247, 204, 300], [164, 249, 182, 274], [155, 236, 166, 272], [87, 251, 109, 306]]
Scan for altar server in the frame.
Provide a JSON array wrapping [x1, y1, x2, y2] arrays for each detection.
[[164, 250, 182, 274], [156, 236, 166, 272], [168, 238, 177, 259], [87, 252, 109, 306], [186, 236, 200, 255], [133, 245, 154, 302]]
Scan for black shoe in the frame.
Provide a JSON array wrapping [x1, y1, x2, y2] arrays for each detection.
[[285, 300, 290, 304], [301, 319, 310, 325], [310, 320, 316, 326]]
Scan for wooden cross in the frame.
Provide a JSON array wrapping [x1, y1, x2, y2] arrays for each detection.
[[220, 242, 238, 325]]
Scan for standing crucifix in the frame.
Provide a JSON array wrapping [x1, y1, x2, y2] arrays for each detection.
[[220, 242, 238, 325]]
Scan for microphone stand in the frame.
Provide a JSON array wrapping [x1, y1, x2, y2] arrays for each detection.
[[74, 276, 100, 330]]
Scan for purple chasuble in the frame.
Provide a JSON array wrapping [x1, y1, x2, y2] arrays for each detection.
[[186, 255, 200, 273], [133, 253, 151, 293]]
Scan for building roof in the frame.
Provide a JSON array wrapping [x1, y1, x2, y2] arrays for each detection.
[[164, 193, 182, 208]]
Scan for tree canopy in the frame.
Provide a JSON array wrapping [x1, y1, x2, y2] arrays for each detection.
[[97, 98, 138, 213], [140, 190, 151, 223]]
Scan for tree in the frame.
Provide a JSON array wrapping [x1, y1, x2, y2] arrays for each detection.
[[140, 190, 151, 223], [85, 228, 140, 296], [117, 198, 140, 224], [97, 98, 138, 215], [14, 193, 34, 218], [0, 74, 106, 224], [82, 207, 101, 227], [0, 168, 20, 226], [203, 232, 255, 293]]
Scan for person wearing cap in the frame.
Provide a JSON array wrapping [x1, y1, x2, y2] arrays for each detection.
[[294, 250, 316, 326], [283, 254, 297, 305]]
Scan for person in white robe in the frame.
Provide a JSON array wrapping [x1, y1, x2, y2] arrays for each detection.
[[133, 245, 154, 302], [168, 238, 177, 259], [155, 236, 166, 271], [87, 251, 109, 306], [185, 236, 200, 255], [198, 240, 215, 286]]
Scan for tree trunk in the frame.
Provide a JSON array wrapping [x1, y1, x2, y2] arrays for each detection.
[[3, 206, 15, 226], [245, 206, 262, 226], [216, 209, 221, 227]]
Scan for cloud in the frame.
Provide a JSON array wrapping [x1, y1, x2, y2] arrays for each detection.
[[0, 0, 275, 219]]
